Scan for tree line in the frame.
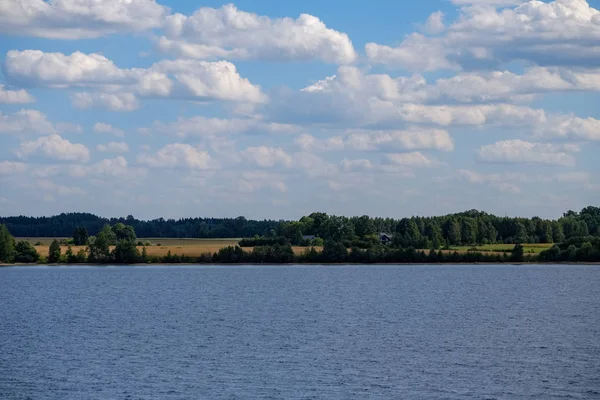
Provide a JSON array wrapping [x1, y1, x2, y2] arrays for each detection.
[[1, 207, 599, 248], [0, 206, 599, 265]]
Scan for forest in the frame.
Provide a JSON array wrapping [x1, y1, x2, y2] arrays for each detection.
[[0, 206, 599, 264], [1, 206, 598, 247]]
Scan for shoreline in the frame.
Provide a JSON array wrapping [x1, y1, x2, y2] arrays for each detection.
[[2, 262, 599, 267]]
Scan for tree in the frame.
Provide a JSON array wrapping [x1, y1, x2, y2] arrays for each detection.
[[112, 223, 136, 242], [354, 215, 376, 238], [113, 240, 139, 264], [511, 244, 524, 262], [515, 223, 528, 244], [14, 241, 39, 263], [88, 225, 114, 262], [0, 224, 15, 263], [73, 226, 89, 246], [48, 240, 61, 263], [461, 218, 477, 245], [552, 222, 565, 243], [425, 221, 443, 249], [446, 219, 461, 246], [322, 240, 347, 262]]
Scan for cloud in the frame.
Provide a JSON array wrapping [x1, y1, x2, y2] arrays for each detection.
[[36, 179, 86, 196], [459, 169, 524, 193], [0, 161, 27, 175], [156, 4, 357, 64], [476, 139, 578, 166], [537, 115, 600, 141], [93, 123, 125, 137], [423, 11, 445, 34], [240, 146, 292, 168], [0, 0, 167, 39], [137, 143, 215, 170], [237, 171, 287, 193], [366, 0, 600, 70], [295, 134, 345, 151], [72, 92, 140, 112], [340, 158, 374, 172], [299, 65, 600, 107], [96, 142, 129, 153], [31, 165, 60, 178], [345, 129, 454, 152], [6, 50, 267, 109], [71, 156, 145, 179], [148, 115, 298, 137], [15, 134, 90, 163], [291, 152, 339, 178], [295, 128, 454, 153], [386, 152, 440, 167], [0, 85, 35, 104], [151, 59, 266, 103], [0, 109, 56, 135]]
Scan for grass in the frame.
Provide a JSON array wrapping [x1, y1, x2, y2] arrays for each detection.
[[20, 237, 553, 259], [447, 243, 553, 254], [21, 237, 318, 258]]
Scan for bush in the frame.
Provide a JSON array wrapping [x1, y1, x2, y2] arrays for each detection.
[[14, 241, 40, 263]]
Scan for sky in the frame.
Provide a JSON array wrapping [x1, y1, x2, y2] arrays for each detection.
[[0, 0, 599, 220]]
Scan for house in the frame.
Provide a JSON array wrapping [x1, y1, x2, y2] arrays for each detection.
[[303, 235, 316, 241], [379, 233, 393, 245]]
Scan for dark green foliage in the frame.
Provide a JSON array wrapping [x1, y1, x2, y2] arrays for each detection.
[[322, 240, 348, 263], [48, 240, 61, 263], [0, 224, 15, 263], [73, 226, 89, 246], [538, 236, 600, 262], [3, 206, 600, 249], [14, 241, 39, 263], [113, 240, 139, 264], [0, 213, 280, 238], [511, 244, 525, 262], [239, 236, 289, 247]]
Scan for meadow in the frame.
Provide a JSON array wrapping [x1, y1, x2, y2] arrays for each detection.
[[20, 238, 318, 258], [19, 237, 553, 260], [447, 243, 554, 254]]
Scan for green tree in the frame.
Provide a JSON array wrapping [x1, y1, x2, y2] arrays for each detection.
[[65, 246, 75, 263], [88, 225, 114, 262], [113, 240, 139, 263], [322, 240, 347, 262], [112, 223, 136, 242], [0, 224, 15, 263], [515, 222, 528, 244], [73, 226, 89, 246], [425, 221, 443, 249], [48, 239, 61, 263], [446, 219, 461, 246], [511, 244, 524, 262], [354, 215, 376, 238], [461, 218, 477, 245], [14, 241, 40, 263], [552, 222, 565, 243]]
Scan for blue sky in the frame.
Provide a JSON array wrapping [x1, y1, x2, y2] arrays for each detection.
[[0, 0, 599, 220]]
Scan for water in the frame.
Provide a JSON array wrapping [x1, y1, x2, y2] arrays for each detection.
[[1, 265, 599, 399]]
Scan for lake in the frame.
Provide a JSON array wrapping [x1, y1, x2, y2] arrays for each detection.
[[1, 265, 599, 399]]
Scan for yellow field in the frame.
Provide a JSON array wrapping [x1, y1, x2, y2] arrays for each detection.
[[23, 238, 317, 258]]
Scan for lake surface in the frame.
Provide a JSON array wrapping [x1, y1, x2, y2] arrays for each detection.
[[1, 265, 599, 399]]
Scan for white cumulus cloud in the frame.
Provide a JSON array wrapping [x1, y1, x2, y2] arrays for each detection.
[[157, 4, 357, 64], [477, 139, 578, 166], [16, 134, 90, 162], [0, 0, 167, 39], [137, 143, 215, 170]]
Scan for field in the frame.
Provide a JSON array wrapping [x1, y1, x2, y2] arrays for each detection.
[[19, 237, 553, 259], [445, 243, 554, 254], [19, 238, 318, 258]]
